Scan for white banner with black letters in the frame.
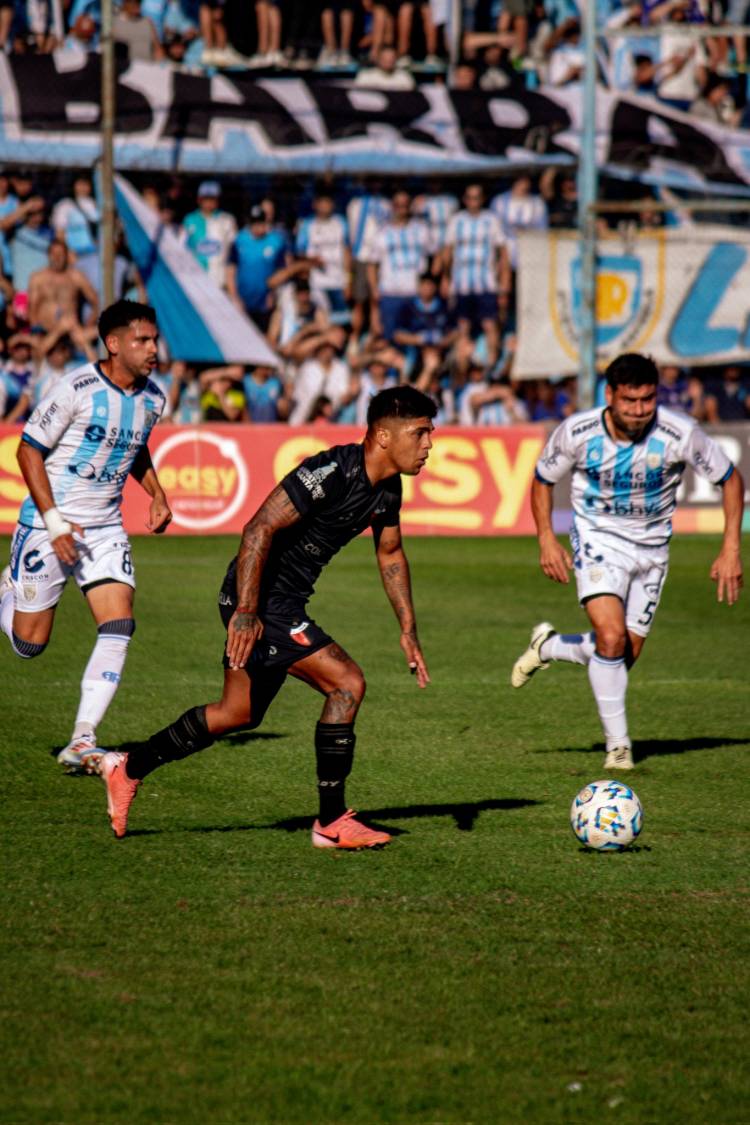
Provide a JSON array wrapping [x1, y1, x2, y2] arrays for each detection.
[[2, 52, 750, 190]]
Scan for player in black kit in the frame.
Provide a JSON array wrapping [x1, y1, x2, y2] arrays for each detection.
[[100, 386, 436, 846]]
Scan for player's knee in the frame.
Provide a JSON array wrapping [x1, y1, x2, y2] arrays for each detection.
[[594, 626, 626, 659], [11, 633, 47, 660], [334, 667, 366, 706]]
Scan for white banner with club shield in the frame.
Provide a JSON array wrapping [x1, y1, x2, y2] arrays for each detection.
[[515, 225, 750, 377]]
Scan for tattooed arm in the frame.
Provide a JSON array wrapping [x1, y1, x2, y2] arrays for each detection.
[[374, 522, 431, 689], [226, 485, 302, 670]]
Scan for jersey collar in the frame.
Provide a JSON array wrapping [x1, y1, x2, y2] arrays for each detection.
[[95, 362, 148, 397]]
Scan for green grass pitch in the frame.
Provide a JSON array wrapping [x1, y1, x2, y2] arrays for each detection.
[[1, 533, 748, 1124]]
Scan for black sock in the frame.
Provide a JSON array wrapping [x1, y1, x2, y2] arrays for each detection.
[[316, 721, 355, 826], [126, 706, 214, 781]]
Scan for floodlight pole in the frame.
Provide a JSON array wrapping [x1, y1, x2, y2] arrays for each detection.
[[577, 0, 598, 409], [100, 0, 116, 309]]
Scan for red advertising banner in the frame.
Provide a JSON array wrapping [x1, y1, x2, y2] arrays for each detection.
[[2, 422, 747, 537], [0, 423, 545, 537]]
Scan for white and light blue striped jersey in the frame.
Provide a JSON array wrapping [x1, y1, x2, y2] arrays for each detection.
[[536, 405, 734, 546], [414, 193, 459, 252], [346, 195, 392, 261], [490, 190, 548, 269], [19, 362, 166, 530], [180, 209, 238, 287], [445, 209, 506, 295], [372, 219, 433, 296], [295, 214, 349, 291]]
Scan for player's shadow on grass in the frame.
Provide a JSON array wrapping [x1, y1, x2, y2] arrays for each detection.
[[51, 732, 286, 759], [260, 798, 540, 836], [551, 736, 748, 762]]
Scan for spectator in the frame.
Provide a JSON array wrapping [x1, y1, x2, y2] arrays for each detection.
[[199, 0, 234, 65], [288, 331, 356, 423], [181, 181, 238, 289], [449, 59, 479, 89], [541, 169, 578, 229], [319, 0, 355, 66], [491, 173, 548, 272], [113, 0, 164, 61], [498, 0, 533, 62], [10, 198, 54, 298], [226, 203, 293, 333], [657, 363, 704, 418], [200, 367, 248, 421], [354, 351, 399, 424], [355, 45, 416, 88], [369, 0, 413, 64], [252, 0, 283, 66], [546, 19, 584, 86], [61, 12, 99, 53], [441, 182, 510, 368], [346, 180, 392, 342], [1, 331, 35, 421], [269, 279, 331, 364], [458, 363, 530, 425], [690, 73, 740, 126], [369, 189, 433, 342], [412, 180, 459, 256], [242, 364, 288, 421], [705, 366, 750, 422], [0, 172, 18, 301], [295, 190, 351, 323], [393, 272, 457, 370], [654, 4, 707, 111], [28, 241, 98, 336], [50, 173, 99, 288]]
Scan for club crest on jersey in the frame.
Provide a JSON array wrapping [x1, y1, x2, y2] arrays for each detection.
[[296, 462, 337, 500], [22, 585, 37, 602], [289, 621, 312, 646]]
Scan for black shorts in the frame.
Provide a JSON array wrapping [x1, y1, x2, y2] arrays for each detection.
[[218, 570, 332, 673]]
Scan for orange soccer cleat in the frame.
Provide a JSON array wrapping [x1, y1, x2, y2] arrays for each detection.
[[100, 752, 140, 838], [311, 809, 391, 850]]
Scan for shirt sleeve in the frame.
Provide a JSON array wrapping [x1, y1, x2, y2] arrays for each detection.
[[22, 378, 77, 453], [682, 424, 734, 485], [295, 220, 309, 256], [371, 475, 402, 530], [280, 448, 347, 516], [535, 419, 577, 484]]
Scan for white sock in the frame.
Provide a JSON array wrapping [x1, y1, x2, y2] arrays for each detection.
[[541, 631, 596, 666], [587, 652, 630, 751], [73, 624, 133, 736], [1, 585, 14, 642]]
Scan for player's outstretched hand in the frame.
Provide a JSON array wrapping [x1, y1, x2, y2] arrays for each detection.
[[539, 533, 573, 584], [400, 630, 431, 689], [226, 610, 264, 670], [52, 524, 84, 566], [146, 494, 172, 534], [710, 547, 743, 605]]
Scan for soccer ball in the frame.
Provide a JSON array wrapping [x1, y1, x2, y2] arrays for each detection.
[[570, 779, 643, 851]]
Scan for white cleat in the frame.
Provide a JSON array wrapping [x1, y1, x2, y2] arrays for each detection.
[[604, 745, 634, 770], [511, 622, 556, 688], [57, 733, 103, 776]]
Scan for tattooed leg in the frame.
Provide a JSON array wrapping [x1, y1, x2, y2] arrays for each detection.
[[289, 641, 366, 722]]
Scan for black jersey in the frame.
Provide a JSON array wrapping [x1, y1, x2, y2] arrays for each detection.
[[226, 442, 402, 618]]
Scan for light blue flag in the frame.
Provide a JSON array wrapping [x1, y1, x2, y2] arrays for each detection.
[[114, 173, 279, 366]]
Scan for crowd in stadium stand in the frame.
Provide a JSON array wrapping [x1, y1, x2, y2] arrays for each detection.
[[1, 164, 749, 426], [1, 0, 749, 113]]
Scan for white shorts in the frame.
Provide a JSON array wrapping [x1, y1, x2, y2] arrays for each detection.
[[570, 520, 669, 638], [9, 524, 136, 614]]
